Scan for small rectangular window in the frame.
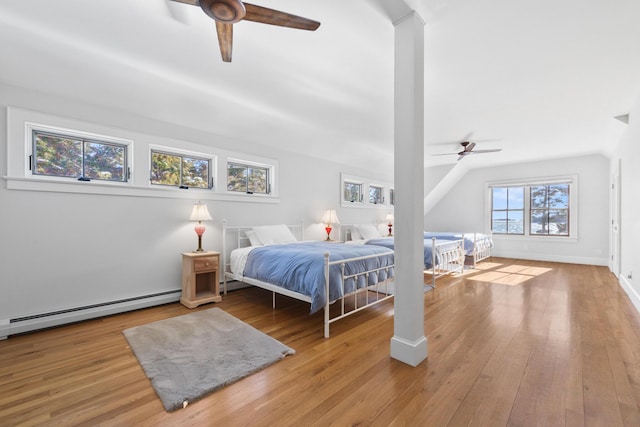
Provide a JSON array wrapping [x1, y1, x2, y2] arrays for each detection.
[[227, 161, 270, 194], [33, 130, 127, 182], [343, 181, 363, 203], [491, 187, 524, 234], [151, 150, 211, 189], [369, 185, 384, 204]]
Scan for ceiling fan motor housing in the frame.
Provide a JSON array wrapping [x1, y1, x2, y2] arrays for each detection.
[[201, 0, 246, 23]]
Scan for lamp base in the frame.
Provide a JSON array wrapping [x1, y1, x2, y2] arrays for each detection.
[[387, 224, 393, 237], [194, 231, 205, 252], [325, 225, 332, 241]]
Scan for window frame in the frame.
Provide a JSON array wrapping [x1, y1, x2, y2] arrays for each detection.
[[491, 186, 525, 235], [226, 158, 274, 196], [529, 183, 570, 236], [26, 122, 133, 185], [150, 147, 214, 190], [32, 129, 130, 183], [486, 175, 578, 242], [341, 173, 393, 209], [343, 179, 364, 205], [369, 184, 385, 205]]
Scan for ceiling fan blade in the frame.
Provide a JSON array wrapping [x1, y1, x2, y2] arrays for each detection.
[[432, 152, 459, 156], [169, 0, 199, 5], [465, 142, 476, 152], [244, 3, 320, 30], [469, 149, 502, 154], [215, 21, 233, 62]]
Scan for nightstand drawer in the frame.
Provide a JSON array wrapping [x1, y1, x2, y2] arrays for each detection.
[[194, 256, 218, 273]]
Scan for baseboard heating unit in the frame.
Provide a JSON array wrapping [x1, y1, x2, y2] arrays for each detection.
[[0, 290, 181, 340]]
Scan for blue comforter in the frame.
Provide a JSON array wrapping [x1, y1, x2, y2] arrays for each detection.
[[423, 232, 487, 255], [366, 237, 436, 269], [243, 242, 394, 314], [366, 237, 460, 269]]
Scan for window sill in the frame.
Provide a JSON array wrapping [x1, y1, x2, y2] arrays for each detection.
[[492, 233, 578, 244], [4, 176, 280, 204]]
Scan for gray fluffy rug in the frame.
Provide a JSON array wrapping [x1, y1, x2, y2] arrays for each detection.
[[123, 308, 295, 411]]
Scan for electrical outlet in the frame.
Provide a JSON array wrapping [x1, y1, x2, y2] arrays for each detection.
[[628, 272, 633, 280]]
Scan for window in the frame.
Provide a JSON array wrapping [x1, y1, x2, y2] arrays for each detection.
[[343, 181, 363, 203], [530, 184, 569, 236], [369, 185, 384, 204], [11, 108, 281, 202], [390, 189, 395, 206], [227, 161, 271, 194], [151, 150, 212, 189], [491, 187, 524, 234], [340, 173, 393, 208], [488, 177, 575, 239], [32, 130, 128, 182]]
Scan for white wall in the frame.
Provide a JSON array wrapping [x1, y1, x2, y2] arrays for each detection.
[[424, 154, 610, 266], [611, 95, 640, 312], [0, 83, 393, 329]]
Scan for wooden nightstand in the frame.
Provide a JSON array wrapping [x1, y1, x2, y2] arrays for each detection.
[[180, 251, 222, 309]]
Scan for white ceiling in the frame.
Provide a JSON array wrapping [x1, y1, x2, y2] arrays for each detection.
[[1, 0, 639, 170]]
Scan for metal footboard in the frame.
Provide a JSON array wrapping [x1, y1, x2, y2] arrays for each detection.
[[428, 237, 465, 288], [323, 252, 394, 338]]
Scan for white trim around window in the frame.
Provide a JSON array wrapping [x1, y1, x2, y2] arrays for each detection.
[[226, 157, 277, 198], [485, 174, 578, 243], [4, 107, 279, 204], [341, 173, 393, 209]]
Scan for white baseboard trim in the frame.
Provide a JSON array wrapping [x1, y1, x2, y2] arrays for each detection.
[[0, 291, 180, 340], [619, 276, 640, 315], [390, 334, 428, 367], [490, 250, 608, 266]]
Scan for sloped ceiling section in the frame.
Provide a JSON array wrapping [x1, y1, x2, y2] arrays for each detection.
[[1, 0, 639, 170]]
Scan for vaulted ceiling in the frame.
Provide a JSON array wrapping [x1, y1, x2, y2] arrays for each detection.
[[1, 0, 639, 170]]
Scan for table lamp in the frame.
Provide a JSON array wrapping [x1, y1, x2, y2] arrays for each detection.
[[190, 201, 212, 252], [321, 209, 340, 241], [386, 213, 394, 237]]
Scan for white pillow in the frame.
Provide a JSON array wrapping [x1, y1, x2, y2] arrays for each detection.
[[245, 230, 263, 246], [349, 227, 363, 241], [252, 224, 297, 245], [357, 224, 382, 240]]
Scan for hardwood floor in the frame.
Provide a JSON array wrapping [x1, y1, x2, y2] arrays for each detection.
[[1, 258, 640, 426]]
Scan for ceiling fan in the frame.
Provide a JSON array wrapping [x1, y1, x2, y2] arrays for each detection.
[[169, 0, 321, 62], [433, 141, 502, 161]]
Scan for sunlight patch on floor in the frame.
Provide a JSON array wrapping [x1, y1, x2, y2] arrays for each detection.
[[466, 263, 553, 286], [472, 262, 504, 270]]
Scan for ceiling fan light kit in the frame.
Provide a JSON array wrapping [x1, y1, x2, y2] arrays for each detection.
[[170, 0, 320, 62]]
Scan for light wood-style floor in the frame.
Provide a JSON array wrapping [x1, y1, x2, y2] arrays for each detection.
[[2, 258, 640, 426]]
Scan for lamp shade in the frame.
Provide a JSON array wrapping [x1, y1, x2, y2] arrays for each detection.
[[190, 202, 212, 222], [321, 209, 339, 225], [385, 213, 394, 223]]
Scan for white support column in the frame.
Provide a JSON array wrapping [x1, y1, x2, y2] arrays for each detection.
[[390, 10, 427, 367]]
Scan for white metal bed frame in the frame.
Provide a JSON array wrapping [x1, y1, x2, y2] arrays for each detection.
[[426, 237, 465, 288], [221, 222, 395, 338], [469, 232, 493, 267], [340, 225, 465, 288]]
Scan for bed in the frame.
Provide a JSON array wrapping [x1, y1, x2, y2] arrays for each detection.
[[222, 222, 395, 338], [343, 224, 465, 288], [422, 231, 493, 267]]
